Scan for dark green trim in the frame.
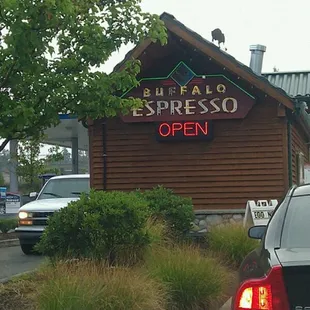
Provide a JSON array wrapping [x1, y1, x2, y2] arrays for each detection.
[[287, 119, 293, 187], [121, 61, 255, 99]]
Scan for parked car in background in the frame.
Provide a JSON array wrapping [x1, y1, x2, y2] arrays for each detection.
[[232, 184, 310, 310], [15, 174, 90, 255]]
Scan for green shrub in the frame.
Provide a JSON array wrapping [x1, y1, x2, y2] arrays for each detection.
[[145, 244, 230, 310], [38, 261, 166, 310], [0, 218, 18, 233], [36, 190, 151, 264], [137, 186, 195, 238], [207, 223, 259, 267]]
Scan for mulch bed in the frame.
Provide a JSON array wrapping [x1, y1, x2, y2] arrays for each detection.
[[0, 233, 18, 241]]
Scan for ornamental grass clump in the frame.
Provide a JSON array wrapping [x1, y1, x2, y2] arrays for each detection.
[[145, 244, 231, 310], [207, 223, 259, 267], [38, 261, 166, 310]]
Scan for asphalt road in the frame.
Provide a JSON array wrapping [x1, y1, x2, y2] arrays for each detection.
[[0, 246, 44, 282]]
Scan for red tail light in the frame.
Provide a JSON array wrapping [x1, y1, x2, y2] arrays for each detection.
[[233, 265, 289, 310]]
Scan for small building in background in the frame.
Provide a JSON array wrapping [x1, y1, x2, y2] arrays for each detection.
[[88, 13, 310, 228]]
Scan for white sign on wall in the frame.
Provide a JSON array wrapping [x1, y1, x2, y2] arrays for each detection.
[[243, 199, 278, 227], [5, 193, 21, 214], [304, 164, 310, 184]]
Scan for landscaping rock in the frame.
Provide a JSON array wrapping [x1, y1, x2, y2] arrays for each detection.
[[194, 218, 200, 225], [199, 220, 207, 228], [189, 212, 245, 234], [206, 215, 222, 226], [233, 214, 243, 221], [191, 224, 201, 232]]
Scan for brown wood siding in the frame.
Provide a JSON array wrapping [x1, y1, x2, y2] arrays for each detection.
[[90, 100, 287, 210], [88, 122, 95, 188], [291, 122, 309, 185]]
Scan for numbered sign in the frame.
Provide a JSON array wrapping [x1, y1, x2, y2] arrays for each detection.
[[243, 199, 278, 227]]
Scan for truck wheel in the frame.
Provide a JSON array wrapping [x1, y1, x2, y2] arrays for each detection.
[[20, 244, 35, 255]]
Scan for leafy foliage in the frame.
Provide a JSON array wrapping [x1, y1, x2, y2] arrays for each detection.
[[0, 0, 167, 151], [207, 223, 259, 267], [0, 218, 18, 233], [37, 190, 151, 263], [0, 150, 10, 174], [17, 136, 64, 191], [137, 186, 195, 238], [0, 172, 5, 186]]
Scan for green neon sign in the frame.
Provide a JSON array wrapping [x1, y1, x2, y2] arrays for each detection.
[[121, 61, 255, 100]]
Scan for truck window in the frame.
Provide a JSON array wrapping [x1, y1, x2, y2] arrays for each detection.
[[38, 178, 90, 200]]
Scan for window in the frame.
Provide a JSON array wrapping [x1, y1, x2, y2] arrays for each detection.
[[38, 178, 90, 200], [296, 152, 305, 185], [281, 195, 310, 248]]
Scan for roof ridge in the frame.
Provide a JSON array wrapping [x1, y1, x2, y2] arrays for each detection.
[[113, 11, 294, 111], [264, 71, 310, 75]]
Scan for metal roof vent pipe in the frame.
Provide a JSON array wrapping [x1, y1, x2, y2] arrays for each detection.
[[249, 44, 266, 75]]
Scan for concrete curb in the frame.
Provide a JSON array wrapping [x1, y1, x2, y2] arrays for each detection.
[[0, 239, 19, 248], [220, 298, 232, 309], [0, 270, 35, 284]]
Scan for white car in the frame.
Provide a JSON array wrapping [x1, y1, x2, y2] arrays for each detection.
[[15, 174, 90, 255]]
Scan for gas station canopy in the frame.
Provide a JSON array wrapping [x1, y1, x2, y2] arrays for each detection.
[[43, 115, 89, 151]]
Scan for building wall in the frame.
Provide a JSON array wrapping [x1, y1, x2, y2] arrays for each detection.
[[89, 99, 288, 211]]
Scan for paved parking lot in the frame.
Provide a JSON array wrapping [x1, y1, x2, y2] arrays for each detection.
[[0, 246, 44, 282]]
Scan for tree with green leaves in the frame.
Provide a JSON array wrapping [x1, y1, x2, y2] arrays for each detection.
[[17, 137, 64, 191], [0, 0, 167, 151]]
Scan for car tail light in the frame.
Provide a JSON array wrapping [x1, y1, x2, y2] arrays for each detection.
[[233, 265, 289, 310]]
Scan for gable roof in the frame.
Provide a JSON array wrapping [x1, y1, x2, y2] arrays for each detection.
[[263, 71, 310, 97], [114, 12, 294, 110]]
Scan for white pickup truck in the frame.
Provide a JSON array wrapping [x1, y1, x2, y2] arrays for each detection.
[[15, 174, 90, 255]]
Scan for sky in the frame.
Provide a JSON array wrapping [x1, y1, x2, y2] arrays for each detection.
[[8, 0, 310, 155], [104, 0, 310, 73]]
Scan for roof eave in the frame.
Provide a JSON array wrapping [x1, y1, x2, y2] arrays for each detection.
[[160, 14, 294, 110], [112, 38, 153, 73], [112, 12, 294, 111]]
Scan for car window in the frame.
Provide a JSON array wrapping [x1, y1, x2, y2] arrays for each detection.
[[38, 178, 90, 200], [281, 195, 310, 248]]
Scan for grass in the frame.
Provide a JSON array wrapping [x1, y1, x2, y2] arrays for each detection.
[[0, 221, 243, 310], [145, 243, 232, 310], [207, 223, 259, 267], [0, 272, 43, 310], [38, 261, 166, 310]]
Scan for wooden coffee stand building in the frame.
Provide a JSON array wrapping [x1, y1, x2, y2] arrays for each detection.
[[88, 13, 310, 226]]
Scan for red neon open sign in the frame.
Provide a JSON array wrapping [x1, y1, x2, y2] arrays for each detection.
[[155, 121, 213, 141]]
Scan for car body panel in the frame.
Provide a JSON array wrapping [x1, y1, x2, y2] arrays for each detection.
[[18, 198, 79, 212], [233, 185, 310, 309], [276, 248, 310, 267]]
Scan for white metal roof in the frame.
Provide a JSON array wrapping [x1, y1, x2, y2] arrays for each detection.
[[263, 71, 310, 97], [50, 174, 90, 180]]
